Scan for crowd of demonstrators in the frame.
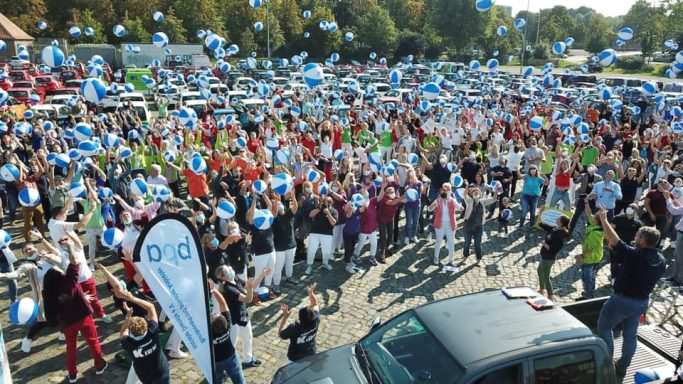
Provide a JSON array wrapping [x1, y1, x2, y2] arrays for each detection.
[[0, 68, 683, 382]]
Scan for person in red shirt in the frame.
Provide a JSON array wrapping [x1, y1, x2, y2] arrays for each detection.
[[549, 154, 579, 210], [247, 132, 261, 154], [376, 181, 405, 261], [301, 132, 317, 156]]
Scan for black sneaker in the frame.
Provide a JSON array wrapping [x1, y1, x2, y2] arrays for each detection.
[[68, 373, 78, 383], [242, 358, 262, 368], [285, 277, 299, 286], [95, 361, 108, 375], [368, 258, 378, 266]]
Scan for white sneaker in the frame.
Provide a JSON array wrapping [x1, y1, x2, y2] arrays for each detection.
[[427, 233, 433, 242], [345, 264, 357, 274], [304, 265, 313, 275], [404, 237, 410, 245], [58, 332, 65, 341], [21, 337, 31, 353], [89, 263, 96, 272], [168, 349, 189, 359], [322, 263, 333, 271], [412, 236, 418, 243]]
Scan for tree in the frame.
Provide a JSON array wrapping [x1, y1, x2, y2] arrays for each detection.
[[622, 0, 666, 60], [239, 29, 257, 57], [0, 0, 47, 36], [427, 0, 490, 56], [380, 0, 425, 31], [394, 30, 425, 61], [156, 7, 187, 44], [357, 6, 398, 57], [272, 0, 303, 43], [295, 5, 341, 58], [123, 17, 151, 43], [584, 14, 613, 54], [173, 0, 224, 40]]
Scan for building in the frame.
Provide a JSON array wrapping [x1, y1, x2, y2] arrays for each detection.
[[0, 12, 34, 59]]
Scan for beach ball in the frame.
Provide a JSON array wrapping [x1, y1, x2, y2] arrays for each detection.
[[451, 173, 463, 188], [470, 60, 480, 70], [407, 153, 419, 165], [501, 209, 512, 221], [235, 137, 247, 148], [153, 11, 164, 22], [333, 149, 344, 161], [303, 10, 311, 19], [530, 116, 544, 130], [178, 107, 198, 127], [344, 32, 354, 42], [9, 298, 39, 325], [618, 27, 634, 42], [69, 182, 87, 198], [597, 49, 617, 67], [641, 81, 658, 96], [216, 200, 236, 219], [422, 83, 440, 101], [552, 42, 566, 55], [77, 140, 98, 157], [514, 18, 526, 29], [189, 155, 207, 175], [69, 26, 81, 38], [487, 58, 499, 70], [18, 188, 40, 207], [74, 123, 92, 142], [302, 63, 324, 88], [37, 21, 47, 30], [405, 188, 419, 202], [53, 153, 70, 168], [254, 22, 263, 32], [80, 78, 107, 103], [101, 227, 124, 249], [270, 148, 290, 165], [249, 0, 262, 8], [103, 133, 120, 149], [476, 0, 493, 12], [306, 169, 321, 183], [633, 368, 659, 384], [113, 24, 126, 37], [270, 173, 293, 195], [41, 46, 65, 68], [130, 178, 148, 196], [252, 179, 268, 195], [389, 69, 402, 87], [497, 25, 507, 37], [328, 22, 338, 33], [152, 32, 169, 48], [253, 209, 274, 230], [446, 162, 457, 173], [0, 230, 10, 248], [0, 164, 19, 182], [565, 37, 575, 47], [318, 182, 330, 195]]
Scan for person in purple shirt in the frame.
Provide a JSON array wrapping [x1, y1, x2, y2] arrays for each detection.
[[342, 201, 363, 274], [329, 180, 347, 255]]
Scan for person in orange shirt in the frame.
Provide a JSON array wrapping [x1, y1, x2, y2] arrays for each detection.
[[167, 158, 210, 204], [587, 105, 599, 125]]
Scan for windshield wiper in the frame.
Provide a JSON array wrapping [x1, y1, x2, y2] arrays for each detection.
[[354, 343, 377, 383]]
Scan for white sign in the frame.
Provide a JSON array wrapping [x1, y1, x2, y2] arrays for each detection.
[[133, 214, 214, 383]]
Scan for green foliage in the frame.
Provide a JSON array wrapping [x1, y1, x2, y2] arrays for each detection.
[[0, 0, 48, 36], [123, 17, 151, 43], [155, 7, 187, 44], [532, 41, 549, 60], [394, 30, 425, 61], [73, 10, 107, 43], [615, 56, 653, 73], [357, 6, 398, 57]]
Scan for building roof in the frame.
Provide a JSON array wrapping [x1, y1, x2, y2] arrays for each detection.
[[415, 288, 593, 367], [0, 12, 33, 41]]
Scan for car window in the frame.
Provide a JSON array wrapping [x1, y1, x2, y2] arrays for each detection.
[[475, 364, 523, 384], [533, 350, 596, 384]]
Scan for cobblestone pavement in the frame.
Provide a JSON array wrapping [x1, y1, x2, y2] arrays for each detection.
[[2, 209, 681, 383]]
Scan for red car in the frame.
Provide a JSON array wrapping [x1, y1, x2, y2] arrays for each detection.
[[7, 88, 42, 105], [0, 77, 13, 91], [34, 75, 61, 93], [58, 69, 81, 82], [8, 70, 31, 82]]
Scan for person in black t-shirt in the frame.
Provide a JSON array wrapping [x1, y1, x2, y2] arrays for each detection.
[[219, 221, 250, 281], [272, 190, 299, 293], [610, 205, 643, 284], [538, 215, 569, 301], [116, 287, 170, 384], [216, 264, 271, 368], [279, 282, 320, 363], [209, 282, 247, 384]]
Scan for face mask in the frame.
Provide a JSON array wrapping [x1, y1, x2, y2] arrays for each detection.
[[440, 158, 447, 165], [277, 203, 285, 213], [331, 186, 339, 193], [675, 181, 683, 188], [123, 218, 133, 226], [230, 228, 239, 236], [226, 268, 236, 280], [210, 238, 219, 248], [304, 187, 312, 193], [196, 214, 205, 223], [134, 200, 144, 209], [26, 251, 37, 261], [363, 171, 371, 176], [472, 193, 481, 200]]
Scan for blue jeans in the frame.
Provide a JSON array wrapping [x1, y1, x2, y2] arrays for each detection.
[[548, 189, 571, 210], [463, 225, 483, 260], [403, 205, 420, 239], [214, 353, 246, 384], [597, 293, 649, 375], [144, 370, 170, 384], [0, 262, 16, 303], [519, 194, 539, 227], [581, 263, 600, 299]]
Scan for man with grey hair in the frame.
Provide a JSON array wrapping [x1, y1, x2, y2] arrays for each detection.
[[589, 169, 622, 222], [146, 164, 168, 187], [595, 205, 665, 379]]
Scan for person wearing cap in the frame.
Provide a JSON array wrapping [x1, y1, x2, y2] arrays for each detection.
[[610, 204, 643, 284], [588, 170, 622, 222]]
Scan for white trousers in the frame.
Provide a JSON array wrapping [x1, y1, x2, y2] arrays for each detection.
[[274, 247, 296, 286], [354, 231, 378, 258], [230, 320, 254, 362], [253, 251, 276, 287], [307, 233, 333, 265], [126, 365, 141, 384], [380, 146, 392, 163], [166, 328, 183, 352], [332, 224, 345, 251], [85, 226, 105, 264], [434, 227, 456, 263]]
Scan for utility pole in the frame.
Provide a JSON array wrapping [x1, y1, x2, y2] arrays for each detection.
[[266, 0, 271, 59], [536, 9, 541, 45], [519, 0, 531, 73]]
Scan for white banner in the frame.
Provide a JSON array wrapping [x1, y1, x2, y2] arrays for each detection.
[[133, 214, 214, 383]]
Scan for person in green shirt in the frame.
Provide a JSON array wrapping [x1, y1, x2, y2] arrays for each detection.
[[379, 128, 393, 162], [581, 142, 600, 167], [82, 179, 106, 270], [156, 97, 170, 118], [577, 198, 605, 300], [341, 125, 353, 155]]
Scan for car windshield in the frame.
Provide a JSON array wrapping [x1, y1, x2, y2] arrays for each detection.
[[359, 311, 462, 383]]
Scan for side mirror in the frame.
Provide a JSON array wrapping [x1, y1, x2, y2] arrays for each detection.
[[369, 316, 382, 332]]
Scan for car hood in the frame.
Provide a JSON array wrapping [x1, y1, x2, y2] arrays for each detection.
[[272, 344, 366, 384]]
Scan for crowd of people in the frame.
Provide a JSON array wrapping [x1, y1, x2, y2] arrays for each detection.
[[0, 65, 681, 382]]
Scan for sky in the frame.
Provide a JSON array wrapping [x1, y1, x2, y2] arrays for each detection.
[[494, 0, 649, 18]]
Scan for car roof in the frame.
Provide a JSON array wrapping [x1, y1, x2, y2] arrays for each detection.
[[414, 288, 592, 367]]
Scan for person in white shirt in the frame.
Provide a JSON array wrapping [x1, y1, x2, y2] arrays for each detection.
[[47, 197, 97, 251], [146, 164, 168, 187], [506, 145, 525, 199]]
